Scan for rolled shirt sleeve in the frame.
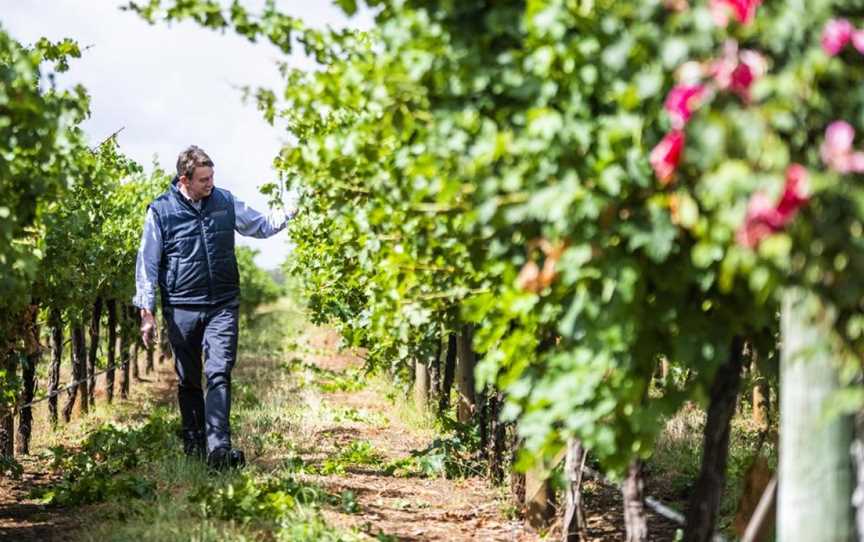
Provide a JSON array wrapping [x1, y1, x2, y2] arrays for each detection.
[[233, 197, 289, 238], [132, 208, 162, 312]]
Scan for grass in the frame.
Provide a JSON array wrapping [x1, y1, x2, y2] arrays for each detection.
[[329, 405, 389, 427], [31, 298, 365, 542], [366, 372, 439, 437], [283, 358, 367, 394], [646, 400, 778, 534], [30, 295, 770, 540], [314, 440, 386, 475]]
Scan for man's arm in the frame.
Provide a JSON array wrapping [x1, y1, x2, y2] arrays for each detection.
[[233, 196, 297, 238], [133, 208, 162, 346]]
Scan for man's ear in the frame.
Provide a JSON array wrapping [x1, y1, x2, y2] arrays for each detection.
[[179, 175, 189, 186]]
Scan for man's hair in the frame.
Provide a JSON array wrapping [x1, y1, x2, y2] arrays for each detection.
[[176, 145, 214, 180]]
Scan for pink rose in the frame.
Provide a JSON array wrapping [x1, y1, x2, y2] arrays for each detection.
[[664, 85, 706, 128], [729, 63, 754, 98], [710, 41, 740, 90], [728, 0, 761, 24], [737, 164, 810, 248], [822, 19, 854, 56], [736, 192, 781, 248], [820, 120, 864, 173], [847, 152, 864, 172], [823, 120, 855, 155], [709, 0, 730, 27], [710, 0, 761, 27], [775, 163, 809, 224], [853, 30, 864, 54], [731, 50, 767, 101], [650, 131, 685, 184], [710, 44, 766, 101], [739, 49, 768, 78]]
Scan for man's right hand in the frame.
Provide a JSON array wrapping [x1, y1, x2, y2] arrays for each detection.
[[284, 191, 300, 220], [140, 309, 156, 347]]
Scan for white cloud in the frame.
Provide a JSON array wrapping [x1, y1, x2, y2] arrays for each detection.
[[1, 0, 372, 269]]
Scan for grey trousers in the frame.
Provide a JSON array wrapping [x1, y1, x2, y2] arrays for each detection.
[[163, 299, 239, 452]]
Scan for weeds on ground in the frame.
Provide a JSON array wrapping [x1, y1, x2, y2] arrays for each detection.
[[647, 402, 777, 532], [276, 510, 361, 542], [331, 405, 389, 427], [189, 470, 334, 521], [357, 371, 485, 479], [239, 299, 304, 360], [234, 382, 263, 409], [32, 407, 177, 505], [284, 358, 366, 393], [281, 440, 386, 476], [319, 440, 385, 474], [53, 299, 360, 542], [383, 417, 485, 479], [0, 455, 23, 479]]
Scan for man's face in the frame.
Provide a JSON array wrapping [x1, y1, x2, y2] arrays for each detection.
[[180, 166, 214, 201]]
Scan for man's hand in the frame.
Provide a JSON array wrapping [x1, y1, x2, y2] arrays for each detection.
[[140, 309, 156, 347], [284, 192, 300, 220]]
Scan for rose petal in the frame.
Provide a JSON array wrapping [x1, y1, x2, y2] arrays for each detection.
[[730, 63, 754, 99], [664, 85, 706, 128], [708, 0, 730, 27], [736, 219, 775, 248], [739, 49, 768, 78], [738, 165, 809, 248], [775, 164, 809, 224], [848, 151, 864, 173], [650, 131, 685, 184], [711, 0, 761, 26], [730, 0, 761, 24], [853, 30, 864, 54], [821, 120, 857, 172], [737, 192, 781, 248], [822, 19, 854, 56], [710, 56, 737, 90]]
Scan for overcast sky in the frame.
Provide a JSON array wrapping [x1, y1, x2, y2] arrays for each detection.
[[1, 1, 372, 269]]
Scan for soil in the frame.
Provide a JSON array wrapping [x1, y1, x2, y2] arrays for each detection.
[[0, 324, 684, 541], [0, 357, 178, 542], [0, 454, 78, 542], [296, 326, 683, 541], [298, 328, 534, 541]]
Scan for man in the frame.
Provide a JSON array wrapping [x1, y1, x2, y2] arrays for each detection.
[[133, 145, 296, 469]]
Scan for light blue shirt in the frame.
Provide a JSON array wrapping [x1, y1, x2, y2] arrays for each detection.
[[133, 194, 291, 311]]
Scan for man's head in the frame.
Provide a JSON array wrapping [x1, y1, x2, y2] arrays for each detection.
[[176, 145, 215, 201]]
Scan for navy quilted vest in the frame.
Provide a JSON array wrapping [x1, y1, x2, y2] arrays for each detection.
[[149, 177, 239, 307]]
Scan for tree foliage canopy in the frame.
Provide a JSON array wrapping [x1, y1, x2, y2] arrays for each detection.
[[120, 0, 864, 472]]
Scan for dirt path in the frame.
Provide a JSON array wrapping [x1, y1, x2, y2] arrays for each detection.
[[292, 327, 537, 541], [1, 313, 682, 541], [0, 454, 77, 542], [294, 326, 681, 542]]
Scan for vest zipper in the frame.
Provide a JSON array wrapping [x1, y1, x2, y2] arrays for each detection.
[[172, 184, 216, 302]]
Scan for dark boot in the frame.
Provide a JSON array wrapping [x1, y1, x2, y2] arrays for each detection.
[[182, 429, 206, 460], [206, 447, 246, 470]]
